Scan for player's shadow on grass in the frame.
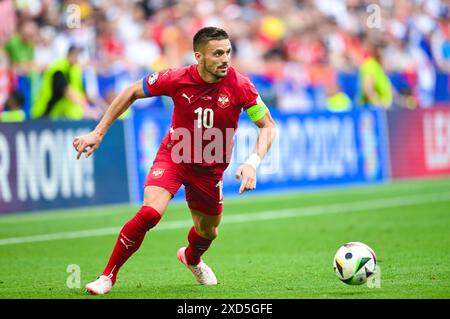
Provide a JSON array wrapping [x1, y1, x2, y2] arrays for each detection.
[[325, 289, 383, 298], [131, 283, 222, 297]]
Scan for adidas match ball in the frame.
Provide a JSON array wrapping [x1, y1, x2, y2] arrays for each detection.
[[333, 242, 377, 285]]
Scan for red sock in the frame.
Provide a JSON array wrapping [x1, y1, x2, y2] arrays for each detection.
[[101, 206, 161, 284], [185, 226, 213, 265]]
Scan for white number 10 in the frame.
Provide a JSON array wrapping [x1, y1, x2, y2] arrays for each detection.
[[194, 107, 214, 128]]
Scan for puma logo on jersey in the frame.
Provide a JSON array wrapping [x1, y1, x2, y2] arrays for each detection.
[[182, 93, 194, 103]]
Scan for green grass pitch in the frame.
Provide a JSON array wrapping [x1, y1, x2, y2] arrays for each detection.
[[0, 177, 449, 299]]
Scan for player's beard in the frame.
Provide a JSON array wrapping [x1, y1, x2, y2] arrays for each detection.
[[216, 63, 228, 77], [206, 63, 228, 80]]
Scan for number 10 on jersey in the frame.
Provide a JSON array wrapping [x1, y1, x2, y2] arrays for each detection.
[[194, 107, 214, 129]]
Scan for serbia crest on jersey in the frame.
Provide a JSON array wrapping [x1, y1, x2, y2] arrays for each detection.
[[142, 64, 260, 167], [217, 93, 231, 109]]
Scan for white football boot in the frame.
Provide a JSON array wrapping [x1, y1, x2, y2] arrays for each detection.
[[177, 247, 218, 285], [85, 275, 113, 295]]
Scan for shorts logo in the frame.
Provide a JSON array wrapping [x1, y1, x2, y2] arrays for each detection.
[[148, 72, 159, 85], [151, 168, 165, 179], [217, 93, 230, 109]]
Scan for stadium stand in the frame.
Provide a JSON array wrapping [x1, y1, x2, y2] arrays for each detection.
[[1, 0, 450, 121]]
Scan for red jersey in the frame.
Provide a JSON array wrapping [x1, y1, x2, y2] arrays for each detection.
[[142, 64, 259, 168]]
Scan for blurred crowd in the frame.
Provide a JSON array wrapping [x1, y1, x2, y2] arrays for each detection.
[[1, 0, 450, 121]]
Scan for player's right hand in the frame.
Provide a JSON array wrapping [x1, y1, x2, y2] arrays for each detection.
[[73, 131, 103, 160]]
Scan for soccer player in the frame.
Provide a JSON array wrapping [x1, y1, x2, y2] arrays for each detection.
[[73, 27, 277, 295]]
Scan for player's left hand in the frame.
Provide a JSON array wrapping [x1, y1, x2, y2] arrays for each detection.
[[235, 164, 257, 194]]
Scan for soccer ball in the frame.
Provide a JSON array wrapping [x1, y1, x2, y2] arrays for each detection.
[[333, 242, 377, 285]]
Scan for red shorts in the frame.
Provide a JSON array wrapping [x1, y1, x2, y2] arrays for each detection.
[[144, 147, 226, 215]]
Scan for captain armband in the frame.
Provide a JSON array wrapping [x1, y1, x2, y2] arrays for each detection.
[[245, 96, 269, 122]]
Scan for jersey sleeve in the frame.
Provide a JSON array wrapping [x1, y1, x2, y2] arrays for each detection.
[[241, 80, 259, 110], [142, 69, 174, 97]]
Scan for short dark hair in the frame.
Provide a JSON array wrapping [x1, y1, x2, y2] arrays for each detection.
[[68, 44, 81, 56], [193, 27, 229, 52]]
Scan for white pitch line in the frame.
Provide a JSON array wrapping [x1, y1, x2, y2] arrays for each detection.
[[0, 192, 449, 246]]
